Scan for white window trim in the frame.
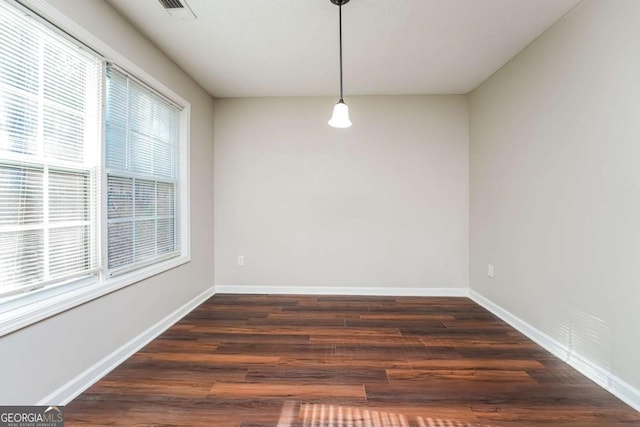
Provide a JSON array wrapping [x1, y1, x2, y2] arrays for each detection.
[[0, 0, 191, 337]]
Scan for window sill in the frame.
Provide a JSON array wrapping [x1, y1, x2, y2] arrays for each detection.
[[0, 255, 190, 338]]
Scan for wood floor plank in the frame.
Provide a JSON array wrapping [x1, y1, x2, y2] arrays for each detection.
[[472, 404, 640, 425], [190, 325, 403, 337], [213, 342, 336, 357], [139, 351, 281, 365], [407, 358, 546, 370], [245, 366, 389, 384], [386, 368, 536, 383], [103, 359, 249, 383], [196, 333, 310, 345], [208, 382, 366, 400], [422, 336, 538, 349], [88, 379, 211, 398], [345, 319, 447, 329], [277, 355, 410, 370], [267, 311, 360, 320], [65, 294, 640, 426], [139, 338, 219, 353]]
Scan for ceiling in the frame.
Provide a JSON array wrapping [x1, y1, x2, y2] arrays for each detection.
[[104, 0, 582, 98]]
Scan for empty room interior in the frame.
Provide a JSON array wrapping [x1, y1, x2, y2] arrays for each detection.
[[0, 0, 639, 425]]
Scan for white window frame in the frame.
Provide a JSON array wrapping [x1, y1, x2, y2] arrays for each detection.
[[0, 0, 191, 337]]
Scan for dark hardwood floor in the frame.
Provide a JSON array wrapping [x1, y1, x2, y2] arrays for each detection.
[[66, 295, 640, 426]]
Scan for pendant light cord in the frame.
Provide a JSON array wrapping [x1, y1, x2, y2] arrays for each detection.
[[338, 2, 344, 102]]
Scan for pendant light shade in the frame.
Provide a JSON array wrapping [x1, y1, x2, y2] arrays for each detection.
[[328, 0, 351, 128], [328, 100, 352, 128]]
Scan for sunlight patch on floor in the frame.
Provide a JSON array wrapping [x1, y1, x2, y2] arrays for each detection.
[[278, 401, 484, 427]]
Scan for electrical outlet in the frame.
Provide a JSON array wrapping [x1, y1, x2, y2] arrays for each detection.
[[487, 264, 494, 278], [237, 255, 245, 266]]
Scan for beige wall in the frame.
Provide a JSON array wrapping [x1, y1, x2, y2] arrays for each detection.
[[0, 0, 215, 403], [470, 0, 640, 393], [214, 96, 468, 291]]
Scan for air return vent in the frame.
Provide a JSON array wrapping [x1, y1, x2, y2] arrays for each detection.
[[158, 0, 196, 19], [158, 0, 183, 9]]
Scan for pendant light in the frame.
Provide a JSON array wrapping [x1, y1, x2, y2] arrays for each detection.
[[328, 0, 352, 128]]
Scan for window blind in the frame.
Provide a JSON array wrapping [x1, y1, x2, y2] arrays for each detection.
[[0, 1, 102, 298], [105, 65, 180, 276]]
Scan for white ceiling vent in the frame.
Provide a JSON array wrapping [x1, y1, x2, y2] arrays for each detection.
[[157, 0, 196, 20]]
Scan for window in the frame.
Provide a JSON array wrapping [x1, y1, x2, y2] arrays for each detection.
[[0, 0, 102, 299], [0, 0, 189, 332], [105, 66, 181, 276]]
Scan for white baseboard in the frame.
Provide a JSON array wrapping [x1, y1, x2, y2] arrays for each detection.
[[469, 290, 640, 412], [38, 285, 216, 406], [215, 285, 469, 297]]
